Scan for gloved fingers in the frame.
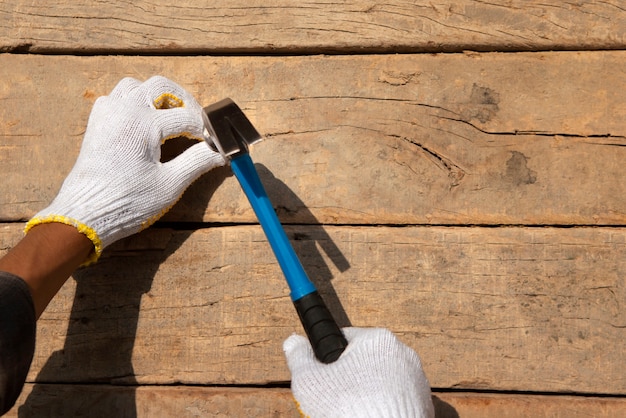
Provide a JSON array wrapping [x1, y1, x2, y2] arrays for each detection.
[[108, 77, 142, 100], [283, 328, 403, 370], [343, 327, 421, 364], [162, 141, 225, 190], [152, 106, 207, 147], [140, 75, 203, 111], [106, 76, 204, 114], [283, 329, 357, 371], [342, 327, 399, 347], [341, 326, 368, 341]]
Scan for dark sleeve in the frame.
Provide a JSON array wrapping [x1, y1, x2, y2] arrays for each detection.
[[0, 271, 36, 415]]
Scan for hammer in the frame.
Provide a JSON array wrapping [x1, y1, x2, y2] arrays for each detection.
[[202, 98, 348, 363]]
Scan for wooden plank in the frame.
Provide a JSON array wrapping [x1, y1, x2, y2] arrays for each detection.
[[8, 385, 298, 418], [432, 393, 626, 418], [1, 1, 626, 53], [8, 385, 626, 418], [1, 52, 625, 225], [2, 223, 624, 394]]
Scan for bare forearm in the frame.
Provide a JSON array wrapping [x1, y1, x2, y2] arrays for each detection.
[[0, 223, 93, 319]]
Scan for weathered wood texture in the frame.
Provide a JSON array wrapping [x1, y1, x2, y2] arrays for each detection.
[[9, 385, 298, 418], [2, 4, 625, 414], [7, 386, 626, 418], [1, 1, 626, 53], [2, 223, 624, 394], [1, 52, 625, 225], [430, 393, 626, 418]]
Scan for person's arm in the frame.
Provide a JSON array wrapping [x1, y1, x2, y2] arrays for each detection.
[[0, 223, 93, 319], [0, 223, 91, 414], [0, 271, 35, 415], [0, 75, 225, 415]]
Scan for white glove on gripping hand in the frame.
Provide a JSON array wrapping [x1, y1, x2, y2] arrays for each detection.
[[283, 327, 435, 418], [25, 76, 225, 264]]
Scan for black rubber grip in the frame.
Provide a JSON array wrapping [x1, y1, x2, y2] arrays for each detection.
[[293, 291, 348, 364]]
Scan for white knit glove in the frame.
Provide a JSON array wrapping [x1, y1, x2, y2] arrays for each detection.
[[25, 76, 225, 264], [283, 327, 435, 418]]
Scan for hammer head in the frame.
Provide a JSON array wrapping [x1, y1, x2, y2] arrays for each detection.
[[202, 98, 262, 161]]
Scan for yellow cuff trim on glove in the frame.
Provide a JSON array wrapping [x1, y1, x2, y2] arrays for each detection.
[[161, 131, 204, 144], [154, 92, 185, 109], [293, 399, 309, 418], [24, 215, 103, 266]]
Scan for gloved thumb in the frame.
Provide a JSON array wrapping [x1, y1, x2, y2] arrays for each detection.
[[283, 333, 317, 373]]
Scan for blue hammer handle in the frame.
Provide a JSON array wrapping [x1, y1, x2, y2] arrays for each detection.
[[202, 98, 347, 363], [230, 154, 347, 363], [230, 154, 315, 300]]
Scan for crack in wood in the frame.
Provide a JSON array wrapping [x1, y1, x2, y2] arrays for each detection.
[[234, 340, 271, 348], [392, 134, 466, 187], [439, 115, 626, 140]]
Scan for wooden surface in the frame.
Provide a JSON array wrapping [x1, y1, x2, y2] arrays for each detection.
[[1, 53, 625, 225], [0, 223, 624, 393], [8, 386, 626, 418], [1, 1, 625, 417], [1, 1, 626, 53]]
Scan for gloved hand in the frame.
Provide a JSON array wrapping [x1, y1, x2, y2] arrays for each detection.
[[283, 327, 435, 418], [25, 76, 224, 265]]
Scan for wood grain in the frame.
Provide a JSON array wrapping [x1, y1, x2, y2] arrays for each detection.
[[9, 385, 298, 418], [2, 1, 624, 415], [1, 52, 624, 225], [7, 385, 626, 418], [1, 1, 625, 53], [432, 393, 626, 418], [2, 223, 623, 394]]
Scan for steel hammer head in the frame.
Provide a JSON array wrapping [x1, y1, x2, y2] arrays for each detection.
[[202, 98, 262, 161]]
